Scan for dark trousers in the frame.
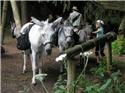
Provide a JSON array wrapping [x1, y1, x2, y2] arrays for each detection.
[[95, 41, 105, 57]]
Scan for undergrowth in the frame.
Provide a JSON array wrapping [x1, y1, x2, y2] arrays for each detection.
[[53, 59, 125, 93], [112, 37, 125, 55]]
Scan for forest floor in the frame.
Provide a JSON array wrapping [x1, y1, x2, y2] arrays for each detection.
[[1, 31, 125, 93]]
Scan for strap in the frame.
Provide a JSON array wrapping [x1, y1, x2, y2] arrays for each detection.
[[72, 14, 80, 23], [25, 23, 34, 34]]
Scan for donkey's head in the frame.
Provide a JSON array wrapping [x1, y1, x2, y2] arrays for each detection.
[[41, 26, 54, 55], [60, 25, 74, 48], [82, 23, 93, 40], [41, 18, 61, 55]]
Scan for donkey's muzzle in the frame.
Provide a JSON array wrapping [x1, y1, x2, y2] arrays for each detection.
[[46, 48, 52, 55]]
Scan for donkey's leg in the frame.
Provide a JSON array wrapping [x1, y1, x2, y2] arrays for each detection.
[[23, 51, 27, 73], [31, 50, 37, 84], [36, 52, 42, 74], [37, 47, 43, 74], [59, 45, 64, 73], [38, 55, 42, 74]]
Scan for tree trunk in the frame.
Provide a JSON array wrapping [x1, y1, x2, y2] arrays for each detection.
[[67, 59, 76, 93], [21, 1, 27, 25], [106, 41, 112, 73], [10, 0, 21, 37], [0, 1, 8, 44], [119, 16, 125, 38]]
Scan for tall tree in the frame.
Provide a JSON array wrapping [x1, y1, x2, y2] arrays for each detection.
[[10, 0, 21, 37], [119, 16, 125, 38], [21, 1, 27, 25], [0, 1, 8, 44]]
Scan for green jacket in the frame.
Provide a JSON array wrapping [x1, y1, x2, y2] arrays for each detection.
[[68, 11, 83, 27], [96, 26, 104, 38]]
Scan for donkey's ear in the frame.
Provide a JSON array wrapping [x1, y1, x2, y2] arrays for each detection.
[[10, 21, 15, 26], [10, 21, 13, 25], [31, 16, 42, 25], [52, 17, 62, 26], [53, 17, 62, 24]]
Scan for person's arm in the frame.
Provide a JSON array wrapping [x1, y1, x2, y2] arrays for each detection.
[[79, 14, 84, 29], [92, 29, 99, 33]]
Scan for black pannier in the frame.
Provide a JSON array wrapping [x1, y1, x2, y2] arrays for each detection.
[[16, 24, 34, 50], [17, 33, 30, 50]]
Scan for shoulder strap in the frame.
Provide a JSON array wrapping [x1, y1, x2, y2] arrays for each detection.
[[24, 24, 34, 34], [72, 14, 80, 23]]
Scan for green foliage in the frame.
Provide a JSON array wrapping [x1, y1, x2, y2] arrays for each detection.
[[52, 1, 71, 13], [63, 1, 71, 13], [53, 59, 125, 93], [90, 59, 107, 78], [51, 1, 122, 25], [53, 78, 67, 93], [88, 60, 125, 93], [34, 73, 47, 82], [78, 75, 91, 89], [84, 70, 125, 93], [34, 74, 49, 93], [18, 86, 29, 93], [83, 2, 123, 25], [112, 38, 125, 55]]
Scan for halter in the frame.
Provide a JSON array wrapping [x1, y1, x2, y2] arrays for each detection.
[[43, 41, 52, 47], [61, 27, 73, 40]]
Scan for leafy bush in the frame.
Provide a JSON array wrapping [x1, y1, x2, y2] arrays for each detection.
[[18, 86, 29, 93], [53, 77, 67, 93], [84, 70, 125, 93], [90, 58, 108, 78], [53, 57, 125, 93], [112, 38, 125, 55]]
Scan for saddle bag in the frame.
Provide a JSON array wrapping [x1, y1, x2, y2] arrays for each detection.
[[17, 24, 34, 50], [17, 33, 30, 50]]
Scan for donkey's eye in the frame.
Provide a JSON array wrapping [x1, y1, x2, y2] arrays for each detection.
[[42, 34, 45, 38]]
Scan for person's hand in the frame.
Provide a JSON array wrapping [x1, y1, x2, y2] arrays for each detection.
[[92, 30, 98, 34], [92, 31, 96, 33]]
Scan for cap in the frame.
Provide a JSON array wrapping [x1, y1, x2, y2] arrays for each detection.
[[96, 20, 104, 25], [72, 6, 78, 11]]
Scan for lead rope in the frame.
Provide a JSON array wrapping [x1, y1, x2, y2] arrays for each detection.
[[32, 73, 49, 93], [79, 45, 90, 76], [36, 55, 49, 93], [73, 45, 90, 93], [41, 81, 49, 93], [41, 56, 49, 93]]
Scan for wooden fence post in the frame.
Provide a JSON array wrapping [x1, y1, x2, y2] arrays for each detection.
[[67, 59, 76, 93], [106, 41, 112, 73], [0, 1, 8, 44]]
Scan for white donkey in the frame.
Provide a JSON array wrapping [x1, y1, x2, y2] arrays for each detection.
[[11, 17, 62, 84]]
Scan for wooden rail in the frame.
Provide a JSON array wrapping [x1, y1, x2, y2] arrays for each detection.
[[63, 32, 117, 93]]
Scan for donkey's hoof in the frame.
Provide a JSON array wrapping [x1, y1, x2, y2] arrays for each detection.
[[32, 81, 37, 86], [32, 82, 37, 86], [22, 70, 27, 74], [32, 78, 36, 85], [59, 71, 65, 75]]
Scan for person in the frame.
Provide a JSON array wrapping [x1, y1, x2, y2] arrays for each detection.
[[67, 6, 84, 33], [92, 20, 105, 63]]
